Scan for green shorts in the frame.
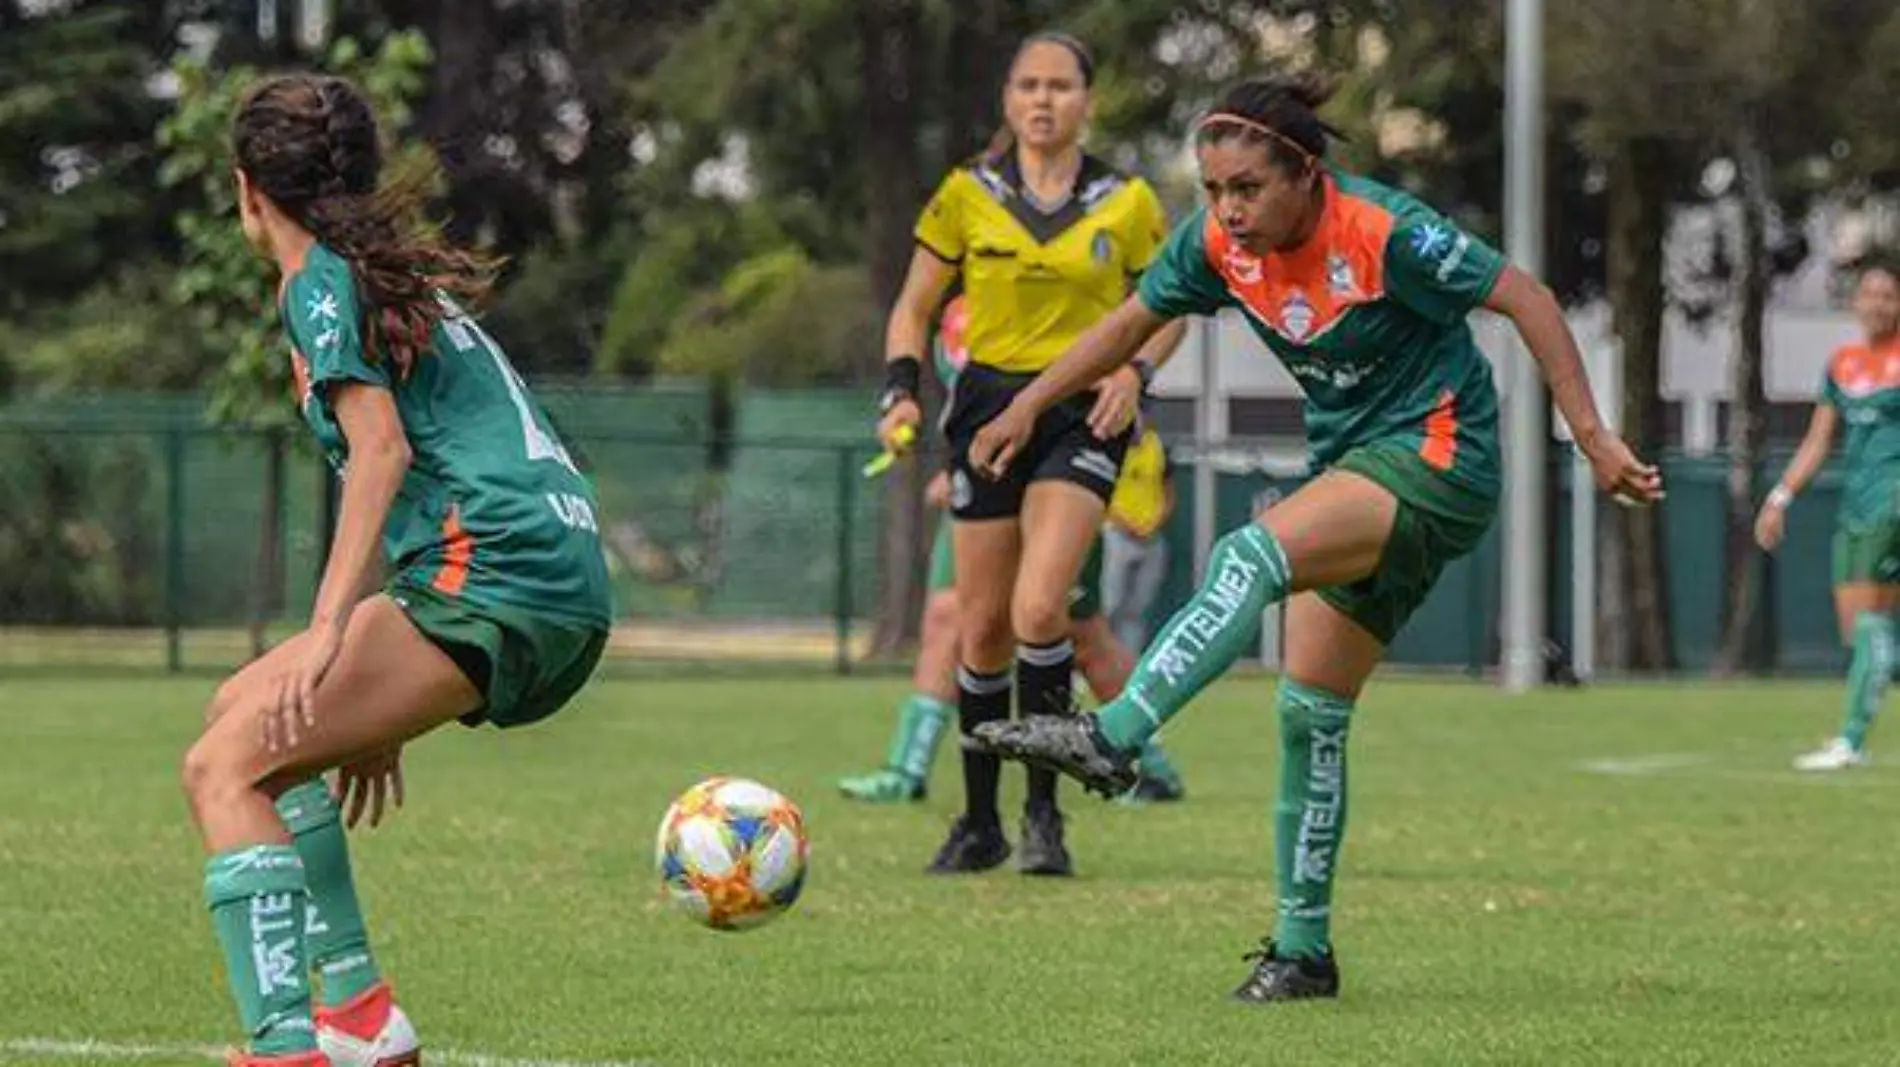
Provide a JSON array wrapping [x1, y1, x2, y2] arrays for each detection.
[[390, 579, 607, 729], [1832, 520, 1900, 585], [925, 516, 1103, 620], [1317, 441, 1499, 645]]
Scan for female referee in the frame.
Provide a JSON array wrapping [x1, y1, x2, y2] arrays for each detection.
[[181, 73, 611, 1065], [967, 74, 1661, 1001], [875, 32, 1186, 876]]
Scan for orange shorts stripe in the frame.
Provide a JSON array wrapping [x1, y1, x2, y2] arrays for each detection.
[[433, 507, 473, 596], [1420, 390, 1458, 472]]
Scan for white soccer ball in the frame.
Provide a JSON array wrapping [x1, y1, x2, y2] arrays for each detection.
[[655, 776, 809, 931]]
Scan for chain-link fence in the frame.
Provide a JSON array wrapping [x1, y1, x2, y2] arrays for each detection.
[[0, 390, 1863, 678]]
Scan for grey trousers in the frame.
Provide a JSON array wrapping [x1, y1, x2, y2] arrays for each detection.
[[1101, 525, 1169, 652]]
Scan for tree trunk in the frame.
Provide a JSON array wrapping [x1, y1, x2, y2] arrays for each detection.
[[861, 0, 929, 657], [1602, 137, 1676, 671], [248, 431, 287, 659], [1714, 129, 1772, 676]]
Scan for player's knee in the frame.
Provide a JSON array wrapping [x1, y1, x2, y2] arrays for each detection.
[[180, 736, 235, 811], [922, 592, 960, 636], [1010, 591, 1069, 646]]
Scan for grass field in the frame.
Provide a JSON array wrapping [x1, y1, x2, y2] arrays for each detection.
[[2, 672, 1899, 1066]]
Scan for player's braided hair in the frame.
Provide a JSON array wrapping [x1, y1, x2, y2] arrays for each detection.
[[232, 73, 500, 380], [1196, 73, 1346, 177]]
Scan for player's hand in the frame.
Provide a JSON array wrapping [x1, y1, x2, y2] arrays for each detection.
[[1086, 365, 1142, 440], [264, 620, 343, 754], [336, 746, 405, 829], [1754, 499, 1787, 552], [877, 398, 922, 453], [925, 469, 952, 510], [969, 401, 1036, 480], [1579, 428, 1664, 507]]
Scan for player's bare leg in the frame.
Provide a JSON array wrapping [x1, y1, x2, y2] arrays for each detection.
[[184, 595, 477, 1064]]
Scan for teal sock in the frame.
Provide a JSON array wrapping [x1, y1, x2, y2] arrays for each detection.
[[893, 695, 952, 780], [278, 780, 382, 1008], [1272, 681, 1353, 960], [1842, 612, 1894, 751], [204, 845, 317, 1054], [1098, 525, 1291, 751]]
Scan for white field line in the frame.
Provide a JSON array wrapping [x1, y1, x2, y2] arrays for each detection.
[[0, 1038, 657, 1067]]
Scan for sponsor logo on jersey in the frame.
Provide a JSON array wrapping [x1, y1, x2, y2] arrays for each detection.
[[1326, 253, 1359, 299]]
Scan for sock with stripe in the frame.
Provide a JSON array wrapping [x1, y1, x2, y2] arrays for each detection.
[[204, 844, 319, 1055], [1842, 612, 1894, 752], [1097, 524, 1292, 752], [277, 780, 382, 1008], [1017, 637, 1075, 812], [1272, 681, 1354, 960], [892, 694, 952, 781], [958, 665, 1012, 827]]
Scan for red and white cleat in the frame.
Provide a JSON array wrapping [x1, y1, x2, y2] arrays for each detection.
[[315, 983, 421, 1067]]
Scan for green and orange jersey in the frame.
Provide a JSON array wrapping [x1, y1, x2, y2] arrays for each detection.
[[282, 243, 613, 630], [1820, 337, 1900, 528], [1138, 169, 1507, 497]]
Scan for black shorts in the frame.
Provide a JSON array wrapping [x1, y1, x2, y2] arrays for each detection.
[[943, 362, 1133, 520]]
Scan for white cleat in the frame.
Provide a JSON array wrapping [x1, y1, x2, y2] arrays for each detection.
[[1793, 738, 1868, 772], [317, 1000, 420, 1067]]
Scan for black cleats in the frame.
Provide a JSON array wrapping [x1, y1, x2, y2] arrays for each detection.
[[925, 815, 1010, 874], [1017, 804, 1073, 877], [968, 714, 1139, 799], [1231, 940, 1341, 1004]]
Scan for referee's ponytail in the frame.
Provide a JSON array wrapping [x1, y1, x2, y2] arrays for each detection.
[[983, 31, 1096, 167]]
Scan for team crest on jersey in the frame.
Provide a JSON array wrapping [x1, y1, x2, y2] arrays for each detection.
[[1326, 253, 1359, 299], [1223, 245, 1264, 285], [1281, 291, 1316, 342], [1091, 229, 1114, 264]]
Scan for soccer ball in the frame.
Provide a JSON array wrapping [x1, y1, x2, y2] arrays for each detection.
[[655, 776, 808, 930]]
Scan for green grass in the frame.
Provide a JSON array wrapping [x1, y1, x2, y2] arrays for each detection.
[[2, 673, 1899, 1065]]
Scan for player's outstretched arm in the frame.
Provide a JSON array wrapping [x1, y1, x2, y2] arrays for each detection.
[[971, 296, 1168, 477], [1485, 265, 1663, 506]]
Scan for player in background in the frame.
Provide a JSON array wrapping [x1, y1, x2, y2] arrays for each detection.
[[183, 73, 612, 1066], [966, 74, 1660, 1001], [875, 32, 1188, 875], [1756, 262, 1900, 770], [840, 299, 1185, 804]]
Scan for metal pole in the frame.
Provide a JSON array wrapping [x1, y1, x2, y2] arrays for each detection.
[[1500, 0, 1547, 692], [1192, 315, 1221, 584], [834, 446, 856, 676]]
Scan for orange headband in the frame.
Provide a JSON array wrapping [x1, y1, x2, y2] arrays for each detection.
[[1195, 112, 1317, 168]]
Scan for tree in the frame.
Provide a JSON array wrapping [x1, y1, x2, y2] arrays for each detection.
[[156, 30, 436, 655]]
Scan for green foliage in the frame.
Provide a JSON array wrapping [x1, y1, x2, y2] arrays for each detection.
[[0, 3, 170, 315], [657, 250, 877, 386], [154, 31, 435, 433]]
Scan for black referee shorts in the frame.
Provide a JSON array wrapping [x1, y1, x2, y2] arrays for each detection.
[[943, 362, 1133, 521]]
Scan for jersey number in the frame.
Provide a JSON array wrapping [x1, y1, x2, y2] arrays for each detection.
[[441, 310, 579, 476]]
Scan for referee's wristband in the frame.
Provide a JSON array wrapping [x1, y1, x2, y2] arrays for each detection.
[[1766, 484, 1794, 510], [883, 356, 921, 403], [1132, 359, 1157, 393]]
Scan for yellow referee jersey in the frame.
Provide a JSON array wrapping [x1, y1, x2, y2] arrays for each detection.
[[914, 153, 1168, 374]]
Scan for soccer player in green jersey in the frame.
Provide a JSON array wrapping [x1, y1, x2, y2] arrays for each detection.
[[181, 74, 611, 1066], [965, 74, 1661, 1002], [1757, 263, 1900, 771]]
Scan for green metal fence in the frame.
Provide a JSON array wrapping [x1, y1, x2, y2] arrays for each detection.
[[0, 389, 887, 674], [0, 390, 1866, 677]]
